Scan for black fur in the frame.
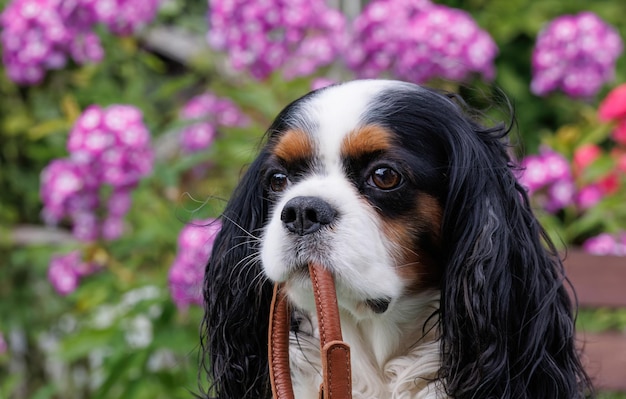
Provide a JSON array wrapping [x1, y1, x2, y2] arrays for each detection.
[[200, 82, 592, 398], [200, 97, 312, 398]]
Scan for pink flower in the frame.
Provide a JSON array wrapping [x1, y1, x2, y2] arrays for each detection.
[[598, 83, 626, 121], [179, 123, 216, 153], [612, 119, 626, 145], [546, 178, 575, 212], [178, 92, 249, 154], [48, 251, 82, 295], [531, 12, 623, 98], [207, 0, 346, 80], [582, 233, 617, 255], [40, 158, 88, 223], [346, 0, 497, 83], [542, 148, 571, 182], [41, 104, 152, 241], [518, 155, 549, 193], [582, 233, 626, 256], [168, 219, 222, 309], [597, 172, 620, 195], [573, 143, 601, 173], [575, 184, 603, 210], [48, 250, 101, 295]]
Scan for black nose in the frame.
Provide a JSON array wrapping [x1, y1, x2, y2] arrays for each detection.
[[281, 196, 337, 236]]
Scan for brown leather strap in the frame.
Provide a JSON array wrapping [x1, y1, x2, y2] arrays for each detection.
[[268, 264, 352, 399], [268, 284, 295, 399], [309, 263, 352, 398]]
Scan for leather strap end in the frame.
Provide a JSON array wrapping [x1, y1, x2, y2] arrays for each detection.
[[321, 340, 352, 399]]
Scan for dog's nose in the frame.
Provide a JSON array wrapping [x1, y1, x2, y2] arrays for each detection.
[[281, 196, 337, 236]]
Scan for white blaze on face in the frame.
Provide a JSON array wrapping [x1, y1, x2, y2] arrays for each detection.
[[260, 80, 407, 316]]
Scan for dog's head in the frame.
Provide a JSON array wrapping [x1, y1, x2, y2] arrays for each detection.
[[201, 80, 591, 398]]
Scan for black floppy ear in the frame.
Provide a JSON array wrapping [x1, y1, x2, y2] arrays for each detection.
[[437, 105, 592, 398], [200, 150, 274, 399]]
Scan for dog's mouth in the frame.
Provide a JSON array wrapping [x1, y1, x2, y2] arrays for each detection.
[[365, 297, 391, 314], [284, 262, 393, 315]]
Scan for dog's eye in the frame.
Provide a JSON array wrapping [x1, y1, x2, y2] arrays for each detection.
[[368, 167, 402, 190], [269, 172, 290, 192]]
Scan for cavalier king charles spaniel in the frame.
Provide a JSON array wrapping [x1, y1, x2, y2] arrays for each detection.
[[201, 80, 591, 398]]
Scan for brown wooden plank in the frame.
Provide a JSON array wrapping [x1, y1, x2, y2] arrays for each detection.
[[563, 250, 626, 308], [577, 331, 626, 391]]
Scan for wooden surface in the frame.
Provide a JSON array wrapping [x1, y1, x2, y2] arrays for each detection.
[[564, 250, 626, 391]]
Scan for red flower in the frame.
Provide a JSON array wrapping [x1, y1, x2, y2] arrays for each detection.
[[612, 149, 626, 173], [598, 172, 620, 194], [612, 119, 626, 145], [573, 143, 601, 175], [599, 83, 626, 121]]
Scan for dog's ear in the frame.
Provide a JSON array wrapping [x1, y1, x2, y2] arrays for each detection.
[[200, 150, 274, 399], [437, 108, 592, 398]]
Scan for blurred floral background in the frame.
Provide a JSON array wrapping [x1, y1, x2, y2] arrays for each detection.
[[1, 0, 625, 398]]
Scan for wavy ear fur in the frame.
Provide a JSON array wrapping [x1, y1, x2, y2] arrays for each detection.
[[200, 149, 274, 399], [437, 96, 593, 398], [199, 96, 311, 398]]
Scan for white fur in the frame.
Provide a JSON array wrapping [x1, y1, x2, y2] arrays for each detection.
[[260, 80, 448, 398]]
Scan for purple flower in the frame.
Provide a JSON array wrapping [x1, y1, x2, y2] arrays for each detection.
[[180, 123, 216, 153], [518, 155, 550, 194], [41, 104, 152, 241], [346, 1, 497, 83], [48, 251, 82, 295], [518, 148, 573, 192], [1, 0, 158, 85], [575, 184, 603, 210], [101, 214, 125, 240], [40, 158, 87, 223], [168, 219, 222, 309], [542, 148, 571, 182], [107, 189, 132, 217], [48, 250, 101, 295], [1, 0, 103, 85], [346, 0, 432, 78], [179, 93, 249, 154], [93, 0, 159, 36], [582, 233, 626, 256], [207, 0, 347, 80], [67, 104, 153, 188], [545, 178, 575, 212], [517, 147, 576, 213], [531, 12, 623, 98]]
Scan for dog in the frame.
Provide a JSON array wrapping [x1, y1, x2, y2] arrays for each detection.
[[201, 80, 592, 398]]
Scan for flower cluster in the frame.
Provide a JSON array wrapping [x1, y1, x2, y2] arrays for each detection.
[[0, 0, 159, 85], [519, 143, 624, 214], [168, 219, 221, 309], [582, 232, 626, 256], [599, 83, 626, 145], [40, 104, 153, 241], [93, 0, 159, 36], [531, 11, 623, 98], [207, 0, 346, 80], [179, 92, 249, 154], [346, 0, 498, 83], [518, 147, 576, 212], [47, 250, 100, 295]]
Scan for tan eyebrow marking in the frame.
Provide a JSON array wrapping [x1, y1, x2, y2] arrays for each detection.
[[272, 129, 314, 162], [341, 125, 394, 159]]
